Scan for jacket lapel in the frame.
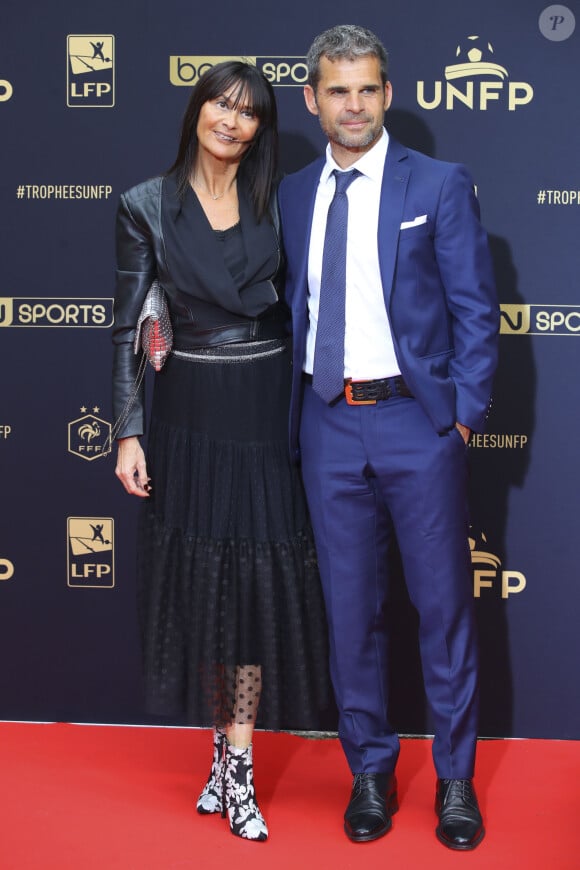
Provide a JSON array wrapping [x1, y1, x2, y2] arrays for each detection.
[[378, 139, 410, 307], [285, 158, 325, 318]]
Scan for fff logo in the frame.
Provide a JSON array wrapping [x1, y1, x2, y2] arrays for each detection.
[[68, 411, 111, 461]]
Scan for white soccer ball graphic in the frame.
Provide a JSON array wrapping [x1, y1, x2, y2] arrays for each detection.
[[455, 35, 494, 65]]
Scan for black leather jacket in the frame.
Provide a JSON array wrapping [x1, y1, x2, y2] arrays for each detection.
[[112, 176, 285, 439]]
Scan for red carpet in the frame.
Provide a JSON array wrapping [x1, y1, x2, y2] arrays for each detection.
[[0, 722, 578, 869]]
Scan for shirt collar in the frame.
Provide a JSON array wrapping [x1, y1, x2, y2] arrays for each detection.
[[321, 127, 389, 185]]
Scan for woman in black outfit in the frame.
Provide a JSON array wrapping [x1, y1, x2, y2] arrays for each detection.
[[112, 61, 330, 842]]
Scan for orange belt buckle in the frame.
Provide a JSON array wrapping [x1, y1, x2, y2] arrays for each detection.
[[344, 379, 376, 406]]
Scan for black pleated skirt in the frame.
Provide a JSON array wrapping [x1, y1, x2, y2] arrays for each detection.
[[136, 338, 332, 730]]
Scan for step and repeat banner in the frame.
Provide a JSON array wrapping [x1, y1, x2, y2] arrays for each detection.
[[1, 1, 578, 738]]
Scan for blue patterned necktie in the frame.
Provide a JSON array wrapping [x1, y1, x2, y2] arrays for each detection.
[[312, 168, 360, 403]]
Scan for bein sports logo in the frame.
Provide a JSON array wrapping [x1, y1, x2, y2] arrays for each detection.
[[417, 35, 533, 111], [500, 304, 580, 336], [0, 298, 113, 328], [169, 56, 308, 87], [67, 35, 115, 107]]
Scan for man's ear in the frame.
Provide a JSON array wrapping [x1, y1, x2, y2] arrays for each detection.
[[304, 85, 319, 116], [383, 81, 393, 111]]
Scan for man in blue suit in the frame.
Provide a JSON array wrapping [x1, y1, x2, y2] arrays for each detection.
[[278, 25, 499, 850]]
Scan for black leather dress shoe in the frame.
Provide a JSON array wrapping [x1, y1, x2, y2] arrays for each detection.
[[344, 773, 398, 842], [435, 778, 485, 850]]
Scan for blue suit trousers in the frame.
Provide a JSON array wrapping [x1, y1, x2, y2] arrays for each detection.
[[299, 384, 479, 779]]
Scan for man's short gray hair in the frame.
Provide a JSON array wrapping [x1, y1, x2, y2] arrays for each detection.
[[306, 24, 389, 91]]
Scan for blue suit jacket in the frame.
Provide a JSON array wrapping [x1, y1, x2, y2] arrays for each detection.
[[278, 138, 500, 461]]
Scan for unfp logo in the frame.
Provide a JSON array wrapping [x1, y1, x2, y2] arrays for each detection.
[[67, 35, 115, 107], [68, 518, 114, 588], [500, 304, 580, 335], [68, 408, 112, 461], [169, 55, 308, 87], [417, 35, 533, 111], [470, 529, 526, 599]]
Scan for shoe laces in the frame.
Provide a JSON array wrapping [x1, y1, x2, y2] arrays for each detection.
[[353, 773, 380, 795], [440, 778, 477, 809]]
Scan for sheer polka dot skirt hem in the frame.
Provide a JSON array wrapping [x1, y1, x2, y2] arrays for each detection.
[[136, 513, 331, 729]]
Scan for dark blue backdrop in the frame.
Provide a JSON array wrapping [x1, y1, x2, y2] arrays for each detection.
[[1, 0, 579, 739]]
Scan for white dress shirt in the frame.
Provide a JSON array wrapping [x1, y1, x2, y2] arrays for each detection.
[[305, 128, 401, 379]]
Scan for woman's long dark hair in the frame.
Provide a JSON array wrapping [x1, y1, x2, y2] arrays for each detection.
[[167, 61, 278, 219]]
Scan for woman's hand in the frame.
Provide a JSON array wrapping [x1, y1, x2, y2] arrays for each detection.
[[115, 436, 151, 497]]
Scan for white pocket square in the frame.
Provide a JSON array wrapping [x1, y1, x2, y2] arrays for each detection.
[[400, 214, 428, 229]]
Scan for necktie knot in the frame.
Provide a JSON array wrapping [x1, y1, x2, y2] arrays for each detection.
[[333, 168, 360, 196]]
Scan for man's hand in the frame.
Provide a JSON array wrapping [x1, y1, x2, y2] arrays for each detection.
[[455, 422, 471, 445]]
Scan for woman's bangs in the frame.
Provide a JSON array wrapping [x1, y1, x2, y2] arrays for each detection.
[[224, 72, 271, 121]]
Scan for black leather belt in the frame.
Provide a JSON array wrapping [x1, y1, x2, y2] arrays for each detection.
[[303, 374, 413, 405], [174, 318, 287, 349]]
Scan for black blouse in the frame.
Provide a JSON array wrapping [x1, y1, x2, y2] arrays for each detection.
[[161, 172, 280, 320], [214, 222, 245, 285]]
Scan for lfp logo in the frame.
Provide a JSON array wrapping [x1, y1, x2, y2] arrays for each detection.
[[67, 35, 115, 107], [417, 35, 533, 111], [67, 518, 114, 588]]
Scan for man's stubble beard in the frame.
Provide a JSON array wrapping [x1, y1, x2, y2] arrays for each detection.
[[318, 116, 383, 151]]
